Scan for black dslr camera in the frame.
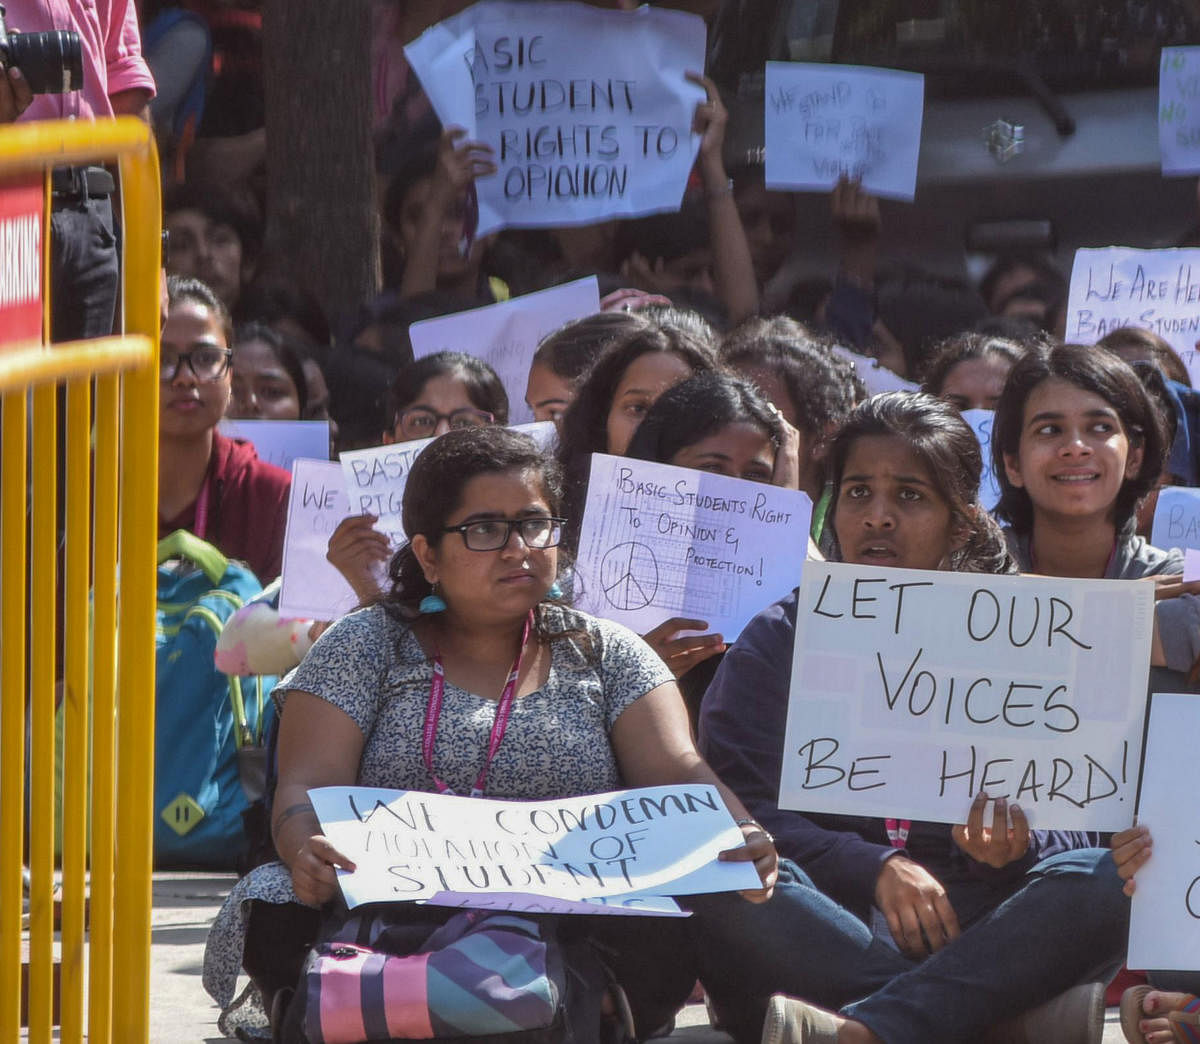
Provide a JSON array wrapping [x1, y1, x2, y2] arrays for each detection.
[[0, 4, 83, 96]]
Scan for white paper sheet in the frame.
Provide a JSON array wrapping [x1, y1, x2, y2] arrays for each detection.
[[404, 2, 706, 236], [218, 419, 330, 471], [1127, 692, 1200, 969], [780, 562, 1154, 831], [962, 408, 1002, 513], [1151, 486, 1200, 553], [1065, 247, 1200, 384], [278, 459, 362, 622], [1159, 47, 1200, 176], [309, 784, 759, 910], [764, 61, 924, 201], [572, 455, 812, 641], [408, 278, 599, 425]]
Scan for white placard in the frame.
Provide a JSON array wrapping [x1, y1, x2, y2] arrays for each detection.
[[573, 454, 812, 640], [409, 278, 600, 425], [278, 459, 363, 622], [1066, 247, 1200, 384], [219, 419, 330, 470], [830, 345, 918, 395], [1151, 485, 1200, 553], [339, 422, 558, 535], [1186, 548, 1200, 582], [1128, 692, 1200, 969], [780, 562, 1154, 830], [309, 784, 760, 910], [962, 408, 1002, 512], [404, 2, 706, 237], [1159, 47, 1200, 176], [764, 61, 924, 201], [422, 892, 686, 917]]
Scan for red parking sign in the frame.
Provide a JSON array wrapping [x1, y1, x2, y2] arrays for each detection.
[[0, 175, 45, 348]]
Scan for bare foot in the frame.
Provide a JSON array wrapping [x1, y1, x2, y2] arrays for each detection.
[[1136, 990, 1198, 1044]]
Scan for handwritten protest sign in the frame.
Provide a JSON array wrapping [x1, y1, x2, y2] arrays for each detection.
[[1128, 692, 1200, 969], [405, 2, 706, 236], [764, 62, 924, 201], [1159, 47, 1200, 176], [339, 422, 557, 534], [409, 278, 599, 425], [962, 409, 1002, 512], [1151, 486, 1200, 553], [1066, 247, 1200, 384], [308, 784, 759, 910], [780, 562, 1154, 831], [278, 460, 362, 622], [423, 893, 685, 917], [573, 455, 812, 639], [219, 419, 330, 471]]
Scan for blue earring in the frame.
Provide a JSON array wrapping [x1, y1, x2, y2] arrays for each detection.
[[547, 580, 564, 600], [419, 583, 447, 614]]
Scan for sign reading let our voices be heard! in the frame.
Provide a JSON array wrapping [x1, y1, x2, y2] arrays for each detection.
[[309, 784, 759, 913], [764, 62, 924, 201], [409, 277, 600, 426], [781, 563, 1154, 831], [1065, 247, 1200, 385], [405, 2, 706, 237], [573, 455, 812, 641]]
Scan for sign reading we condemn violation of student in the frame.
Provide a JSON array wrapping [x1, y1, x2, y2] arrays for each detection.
[[1065, 247, 1200, 385], [309, 784, 759, 912], [764, 62, 924, 201], [1128, 692, 1200, 970], [780, 562, 1154, 831], [573, 455, 812, 640], [409, 277, 600, 426], [405, 1, 706, 236]]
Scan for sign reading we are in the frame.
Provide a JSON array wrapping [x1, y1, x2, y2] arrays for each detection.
[[781, 563, 1154, 831]]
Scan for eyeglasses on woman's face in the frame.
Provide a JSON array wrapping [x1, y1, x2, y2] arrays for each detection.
[[160, 346, 233, 383], [396, 406, 494, 440], [441, 516, 566, 552]]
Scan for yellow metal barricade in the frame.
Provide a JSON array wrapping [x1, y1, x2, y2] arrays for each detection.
[[0, 117, 160, 1043]]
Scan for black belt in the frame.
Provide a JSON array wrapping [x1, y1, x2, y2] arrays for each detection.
[[51, 165, 115, 200]]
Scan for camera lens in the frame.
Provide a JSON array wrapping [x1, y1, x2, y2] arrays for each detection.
[[8, 29, 83, 95]]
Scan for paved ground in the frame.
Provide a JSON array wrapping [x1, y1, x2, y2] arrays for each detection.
[[134, 872, 1130, 1041]]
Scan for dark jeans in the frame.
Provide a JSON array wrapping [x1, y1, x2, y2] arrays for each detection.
[[686, 850, 1129, 1044], [50, 193, 118, 342]]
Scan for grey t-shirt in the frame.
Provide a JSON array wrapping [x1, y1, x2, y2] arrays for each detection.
[[275, 603, 674, 799]]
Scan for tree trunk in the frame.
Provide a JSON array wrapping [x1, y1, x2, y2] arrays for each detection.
[[262, 0, 380, 331]]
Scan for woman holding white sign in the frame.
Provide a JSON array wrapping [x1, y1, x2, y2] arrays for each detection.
[[207, 425, 781, 1039], [698, 393, 1126, 1044]]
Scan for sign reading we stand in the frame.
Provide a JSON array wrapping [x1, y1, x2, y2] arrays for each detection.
[[0, 175, 44, 348]]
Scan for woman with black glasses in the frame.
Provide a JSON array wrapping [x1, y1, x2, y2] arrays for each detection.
[[206, 425, 779, 1039], [158, 276, 291, 582]]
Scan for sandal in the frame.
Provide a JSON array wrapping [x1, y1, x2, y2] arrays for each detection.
[[1120, 986, 1200, 1044], [761, 994, 840, 1044]]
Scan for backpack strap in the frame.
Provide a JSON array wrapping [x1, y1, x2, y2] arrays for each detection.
[[158, 529, 230, 586]]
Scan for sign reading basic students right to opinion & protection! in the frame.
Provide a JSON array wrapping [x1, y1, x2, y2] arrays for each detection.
[[780, 563, 1154, 832]]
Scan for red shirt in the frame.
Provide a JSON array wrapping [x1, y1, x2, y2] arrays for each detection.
[[158, 433, 291, 584]]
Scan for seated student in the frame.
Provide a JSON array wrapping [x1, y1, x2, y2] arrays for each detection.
[[991, 341, 1200, 680], [164, 181, 261, 314], [525, 311, 645, 425], [227, 322, 307, 421], [721, 316, 863, 525], [1098, 327, 1193, 389], [979, 252, 1069, 339], [920, 332, 1026, 413], [728, 162, 799, 310], [203, 426, 778, 1039], [327, 351, 509, 605], [158, 277, 291, 584], [1110, 825, 1200, 1044], [698, 393, 1127, 1044]]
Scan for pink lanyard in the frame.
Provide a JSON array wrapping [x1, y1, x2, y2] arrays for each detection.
[[885, 818, 910, 849], [192, 474, 212, 541], [422, 612, 532, 798]]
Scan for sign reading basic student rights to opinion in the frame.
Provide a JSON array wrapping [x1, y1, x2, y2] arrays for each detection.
[[574, 455, 812, 640], [309, 784, 759, 912], [404, 1, 706, 236], [780, 563, 1154, 831], [1065, 247, 1200, 385]]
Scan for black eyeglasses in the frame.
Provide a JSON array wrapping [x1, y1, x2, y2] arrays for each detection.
[[442, 516, 566, 552], [161, 346, 233, 383], [396, 406, 494, 440]]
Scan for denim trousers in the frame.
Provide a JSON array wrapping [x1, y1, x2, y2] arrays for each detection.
[[684, 849, 1129, 1044]]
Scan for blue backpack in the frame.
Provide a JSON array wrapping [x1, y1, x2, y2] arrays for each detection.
[[155, 530, 277, 869]]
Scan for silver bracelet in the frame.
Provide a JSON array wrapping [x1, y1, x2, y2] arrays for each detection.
[[706, 177, 734, 200], [735, 817, 774, 843]]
